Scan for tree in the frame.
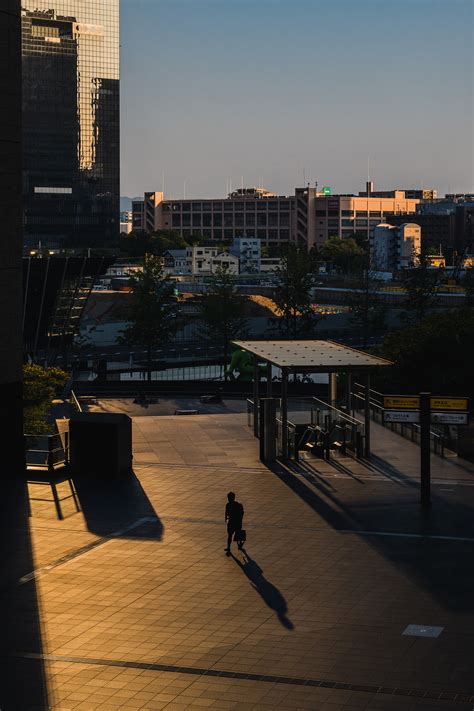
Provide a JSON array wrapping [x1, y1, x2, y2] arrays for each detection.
[[318, 237, 366, 275], [462, 267, 474, 307], [374, 309, 474, 399], [119, 229, 192, 258], [23, 364, 68, 434], [401, 253, 443, 324], [346, 266, 387, 347], [198, 264, 248, 374], [273, 244, 320, 338], [119, 256, 182, 380]]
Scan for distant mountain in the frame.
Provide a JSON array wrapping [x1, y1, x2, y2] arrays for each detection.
[[120, 196, 141, 211]]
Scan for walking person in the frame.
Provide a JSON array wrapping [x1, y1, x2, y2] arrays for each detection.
[[224, 491, 244, 555]]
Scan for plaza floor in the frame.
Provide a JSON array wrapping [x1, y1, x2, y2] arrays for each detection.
[[3, 409, 474, 710]]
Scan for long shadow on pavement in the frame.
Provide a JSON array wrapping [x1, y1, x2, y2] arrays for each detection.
[[269, 458, 474, 613], [231, 549, 294, 630], [0, 479, 49, 709], [72, 470, 164, 540]]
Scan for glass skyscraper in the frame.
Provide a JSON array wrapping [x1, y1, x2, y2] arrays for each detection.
[[21, 1, 119, 248]]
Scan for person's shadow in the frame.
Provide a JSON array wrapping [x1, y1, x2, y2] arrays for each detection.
[[231, 550, 294, 630]]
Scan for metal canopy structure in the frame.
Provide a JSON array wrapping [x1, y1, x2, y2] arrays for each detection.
[[232, 340, 392, 459], [232, 340, 391, 372]]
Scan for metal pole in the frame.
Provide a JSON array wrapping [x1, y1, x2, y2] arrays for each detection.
[[281, 368, 288, 459], [364, 372, 371, 457], [346, 372, 352, 413], [267, 362, 273, 396], [420, 391, 431, 507], [329, 372, 337, 408], [253, 357, 259, 437]]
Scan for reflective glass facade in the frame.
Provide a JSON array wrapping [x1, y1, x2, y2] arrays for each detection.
[[21, 1, 119, 247]]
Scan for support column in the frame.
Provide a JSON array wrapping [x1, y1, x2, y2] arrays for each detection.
[[253, 357, 259, 437], [364, 372, 371, 457], [346, 372, 352, 413], [0, 1, 24, 477], [266, 362, 273, 396], [281, 368, 288, 459], [329, 373, 337, 408]]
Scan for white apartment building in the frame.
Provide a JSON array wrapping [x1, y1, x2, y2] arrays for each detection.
[[370, 223, 421, 271]]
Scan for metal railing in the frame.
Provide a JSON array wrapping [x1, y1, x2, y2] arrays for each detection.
[[25, 433, 69, 472], [351, 384, 454, 457], [247, 396, 365, 459], [70, 389, 83, 412]]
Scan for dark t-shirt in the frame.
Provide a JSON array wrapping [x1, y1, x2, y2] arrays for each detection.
[[226, 500, 244, 528]]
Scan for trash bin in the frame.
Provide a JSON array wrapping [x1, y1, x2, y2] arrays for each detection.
[[69, 413, 132, 477]]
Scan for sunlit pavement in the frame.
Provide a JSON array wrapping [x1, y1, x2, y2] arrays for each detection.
[[10, 410, 474, 709]]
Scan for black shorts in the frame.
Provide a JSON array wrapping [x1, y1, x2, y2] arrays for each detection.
[[227, 523, 240, 535]]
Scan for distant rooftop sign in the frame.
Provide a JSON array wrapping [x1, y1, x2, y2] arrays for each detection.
[[322, 186, 331, 196], [232, 340, 392, 372]]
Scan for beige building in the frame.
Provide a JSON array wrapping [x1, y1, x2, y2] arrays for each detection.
[[132, 184, 422, 252], [313, 192, 420, 249]]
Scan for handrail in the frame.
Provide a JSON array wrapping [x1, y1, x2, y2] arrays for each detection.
[[70, 389, 82, 413]]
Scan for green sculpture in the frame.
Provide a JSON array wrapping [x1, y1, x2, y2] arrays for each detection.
[[225, 347, 268, 381]]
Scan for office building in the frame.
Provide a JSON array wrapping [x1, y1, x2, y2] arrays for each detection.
[[386, 212, 456, 254], [21, 1, 119, 248], [1, 0, 24, 472], [138, 188, 296, 251], [136, 183, 421, 251], [370, 223, 421, 272], [314, 189, 420, 248], [163, 246, 239, 276]]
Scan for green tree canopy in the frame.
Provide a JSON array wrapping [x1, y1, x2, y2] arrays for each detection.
[[23, 364, 68, 434], [119, 256, 182, 379], [119, 229, 204, 258], [374, 309, 474, 398], [346, 267, 387, 346], [273, 244, 320, 338], [401, 253, 443, 324], [318, 237, 366, 275], [198, 264, 248, 373]]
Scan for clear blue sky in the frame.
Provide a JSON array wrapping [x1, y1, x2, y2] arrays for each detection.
[[120, 0, 473, 199]]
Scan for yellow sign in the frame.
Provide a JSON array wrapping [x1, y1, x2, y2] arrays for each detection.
[[383, 396, 420, 410], [430, 397, 468, 411]]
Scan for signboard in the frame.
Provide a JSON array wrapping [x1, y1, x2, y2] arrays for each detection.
[[431, 412, 469, 425], [384, 410, 420, 423], [383, 396, 420, 410], [430, 397, 468, 411], [322, 186, 331, 196]]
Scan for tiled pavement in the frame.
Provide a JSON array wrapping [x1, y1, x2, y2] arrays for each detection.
[[3, 410, 474, 709]]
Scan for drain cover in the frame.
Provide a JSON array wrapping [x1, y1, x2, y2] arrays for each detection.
[[403, 625, 444, 638]]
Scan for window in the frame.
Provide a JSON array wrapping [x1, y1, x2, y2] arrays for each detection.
[[213, 229, 222, 239], [341, 210, 352, 216], [245, 214, 256, 226], [203, 214, 211, 227], [257, 229, 267, 239], [224, 214, 233, 227], [192, 203, 202, 211], [257, 213, 267, 226], [342, 219, 353, 227], [224, 229, 233, 238], [316, 210, 326, 217], [212, 202, 223, 210], [245, 202, 255, 211], [214, 214, 222, 226], [182, 214, 190, 226], [268, 201, 278, 210], [172, 214, 181, 227], [182, 203, 191, 211], [235, 213, 244, 226], [192, 214, 201, 226], [328, 210, 339, 217], [280, 213, 289, 226], [224, 202, 233, 211], [234, 202, 244, 211], [269, 213, 278, 226], [280, 229, 290, 239], [280, 201, 290, 209], [257, 202, 267, 210], [203, 203, 212, 211]]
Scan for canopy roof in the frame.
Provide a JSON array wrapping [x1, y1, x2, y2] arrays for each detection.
[[232, 340, 392, 373]]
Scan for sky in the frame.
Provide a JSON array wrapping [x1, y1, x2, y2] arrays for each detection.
[[120, 0, 474, 199]]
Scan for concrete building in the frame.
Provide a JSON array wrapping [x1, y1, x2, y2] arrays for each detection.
[[136, 183, 421, 251], [314, 190, 420, 248], [370, 223, 421, 272], [163, 246, 239, 276], [136, 188, 296, 250], [229, 237, 261, 273], [1, 0, 24, 473], [386, 212, 456, 255]]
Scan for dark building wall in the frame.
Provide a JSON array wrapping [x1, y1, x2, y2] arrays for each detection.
[[0, 0, 24, 472], [22, 1, 119, 249], [386, 213, 456, 253]]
